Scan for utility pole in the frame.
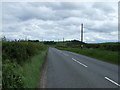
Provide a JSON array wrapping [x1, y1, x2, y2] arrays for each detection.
[[80, 23, 84, 48], [63, 37, 64, 46], [42, 37, 43, 42], [25, 36, 27, 41], [81, 23, 83, 43]]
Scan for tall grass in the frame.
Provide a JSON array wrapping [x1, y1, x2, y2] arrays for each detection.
[[18, 49, 47, 88], [58, 47, 119, 65]]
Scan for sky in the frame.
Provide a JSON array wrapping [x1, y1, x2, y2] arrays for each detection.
[[1, 2, 118, 43]]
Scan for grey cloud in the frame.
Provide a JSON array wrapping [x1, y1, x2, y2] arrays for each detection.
[[92, 2, 115, 13], [54, 2, 86, 10], [30, 2, 86, 10], [3, 2, 58, 21], [2, 2, 118, 42]]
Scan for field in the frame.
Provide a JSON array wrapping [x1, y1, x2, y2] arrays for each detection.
[[55, 41, 119, 65], [2, 41, 48, 88], [57, 47, 119, 65]]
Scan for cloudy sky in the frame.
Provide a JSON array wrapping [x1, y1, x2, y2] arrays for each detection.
[[1, 2, 118, 43]]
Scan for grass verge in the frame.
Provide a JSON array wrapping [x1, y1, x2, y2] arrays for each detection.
[[57, 47, 119, 65], [18, 49, 48, 88]]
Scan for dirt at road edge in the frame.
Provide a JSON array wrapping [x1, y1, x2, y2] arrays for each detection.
[[38, 56, 48, 88]]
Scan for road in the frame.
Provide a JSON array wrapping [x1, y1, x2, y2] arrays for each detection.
[[45, 47, 119, 88]]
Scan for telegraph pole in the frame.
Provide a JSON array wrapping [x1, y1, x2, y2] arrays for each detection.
[[80, 23, 84, 48], [63, 37, 64, 46], [25, 36, 27, 41], [42, 37, 43, 42], [81, 23, 83, 43]]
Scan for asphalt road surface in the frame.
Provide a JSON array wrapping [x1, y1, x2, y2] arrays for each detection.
[[45, 47, 119, 88]]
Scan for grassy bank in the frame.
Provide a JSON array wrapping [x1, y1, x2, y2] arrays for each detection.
[[57, 47, 119, 65], [18, 49, 48, 88]]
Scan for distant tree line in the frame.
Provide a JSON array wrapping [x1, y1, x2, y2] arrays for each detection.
[[28, 40, 39, 42], [67, 40, 86, 46], [43, 41, 56, 45]]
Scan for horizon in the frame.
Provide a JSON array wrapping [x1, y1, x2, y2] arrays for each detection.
[[2, 36, 119, 44]]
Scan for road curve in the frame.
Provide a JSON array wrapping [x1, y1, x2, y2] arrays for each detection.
[[45, 47, 119, 88]]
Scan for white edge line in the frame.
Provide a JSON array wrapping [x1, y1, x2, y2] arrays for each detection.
[[63, 53, 69, 56], [72, 58, 88, 67], [105, 77, 120, 87]]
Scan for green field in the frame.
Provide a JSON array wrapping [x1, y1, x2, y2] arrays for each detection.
[[57, 47, 119, 65], [54, 40, 119, 65]]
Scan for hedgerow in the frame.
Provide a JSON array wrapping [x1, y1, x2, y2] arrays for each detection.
[[2, 41, 47, 88], [2, 42, 47, 64], [84, 43, 119, 51]]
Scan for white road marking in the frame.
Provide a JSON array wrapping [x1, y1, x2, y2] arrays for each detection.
[[59, 51, 62, 53], [63, 53, 69, 56], [105, 77, 120, 87], [69, 52, 78, 55], [72, 58, 88, 67], [57, 50, 61, 53]]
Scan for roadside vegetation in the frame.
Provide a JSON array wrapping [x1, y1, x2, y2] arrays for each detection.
[[18, 49, 47, 88], [0, 40, 1, 89], [55, 40, 119, 65], [2, 40, 48, 88], [2, 38, 119, 88]]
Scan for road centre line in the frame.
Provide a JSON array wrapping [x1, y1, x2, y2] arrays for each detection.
[[72, 58, 88, 67], [105, 77, 120, 87]]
